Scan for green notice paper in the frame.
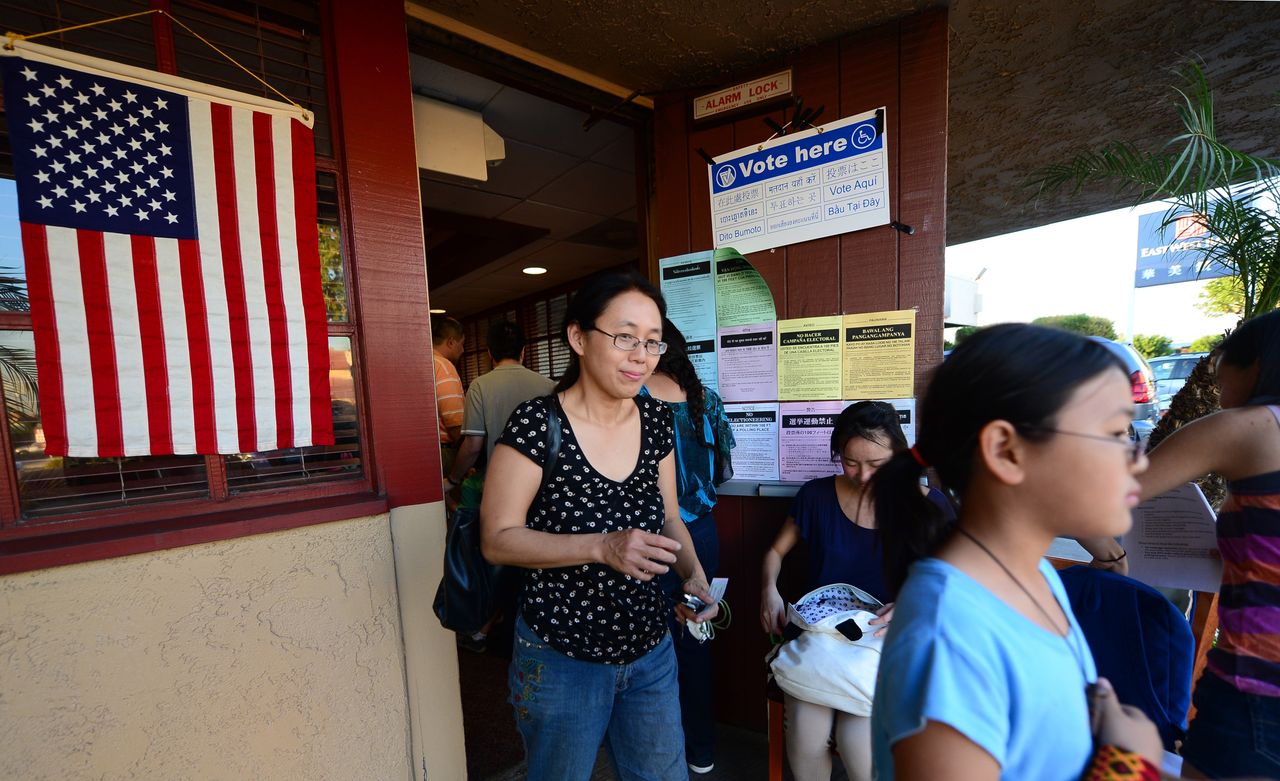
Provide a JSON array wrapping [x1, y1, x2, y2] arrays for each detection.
[[714, 248, 777, 328]]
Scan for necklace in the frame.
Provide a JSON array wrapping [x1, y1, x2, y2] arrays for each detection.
[[962, 524, 1070, 635], [954, 526, 1090, 680]]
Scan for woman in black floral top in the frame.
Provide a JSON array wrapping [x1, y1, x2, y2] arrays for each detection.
[[482, 270, 717, 781]]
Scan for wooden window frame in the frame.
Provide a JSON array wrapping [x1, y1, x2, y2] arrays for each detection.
[[0, 0, 428, 574]]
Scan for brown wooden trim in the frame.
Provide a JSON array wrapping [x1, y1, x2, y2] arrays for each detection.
[[897, 8, 949, 394], [330, 0, 438, 507], [206, 453, 230, 501], [0, 312, 32, 330], [0, 382, 20, 526], [2, 477, 372, 540], [0, 493, 388, 575], [652, 93, 691, 260], [150, 0, 178, 74], [634, 117, 658, 284]]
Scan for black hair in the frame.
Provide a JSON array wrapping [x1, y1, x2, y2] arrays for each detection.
[[554, 270, 666, 393], [875, 323, 1128, 595], [487, 319, 526, 363], [655, 318, 708, 424], [831, 401, 908, 461], [431, 315, 463, 345], [1219, 309, 1280, 405]]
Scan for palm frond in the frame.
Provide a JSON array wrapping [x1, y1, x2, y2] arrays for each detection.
[[1030, 58, 1280, 321]]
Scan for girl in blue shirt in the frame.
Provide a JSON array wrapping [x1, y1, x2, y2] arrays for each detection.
[[871, 324, 1165, 781]]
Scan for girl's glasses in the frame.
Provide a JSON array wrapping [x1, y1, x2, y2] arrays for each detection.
[[593, 328, 668, 356], [1027, 427, 1145, 465]]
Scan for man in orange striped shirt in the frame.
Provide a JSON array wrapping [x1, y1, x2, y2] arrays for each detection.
[[432, 315, 466, 480]]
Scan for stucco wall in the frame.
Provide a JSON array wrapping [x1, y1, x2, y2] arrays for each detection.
[[0, 514, 422, 780]]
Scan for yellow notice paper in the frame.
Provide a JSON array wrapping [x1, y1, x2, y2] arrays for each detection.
[[841, 309, 916, 399], [777, 315, 843, 400]]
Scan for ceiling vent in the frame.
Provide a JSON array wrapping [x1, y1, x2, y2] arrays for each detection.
[[412, 94, 505, 182]]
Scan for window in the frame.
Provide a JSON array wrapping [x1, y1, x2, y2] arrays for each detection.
[[0, 1, 370, 533], [459, 293, 572, 387], [456, 268, 645, 388]]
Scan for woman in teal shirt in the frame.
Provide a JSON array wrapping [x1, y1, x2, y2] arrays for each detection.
[[643, 319, 734, 775]]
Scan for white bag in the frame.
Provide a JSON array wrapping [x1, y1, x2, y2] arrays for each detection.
[[767, 583, 885, 716]]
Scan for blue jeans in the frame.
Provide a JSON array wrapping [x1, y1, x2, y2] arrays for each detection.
[[509, 615, 688, 781], [658, 513, 721, 767], [1182, 671, 1280, 778]]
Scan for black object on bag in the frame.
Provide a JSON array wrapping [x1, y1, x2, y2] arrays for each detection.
[[433, 397, 561, 633]]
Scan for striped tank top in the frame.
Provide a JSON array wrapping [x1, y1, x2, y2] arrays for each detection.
[[1209, 404, 1280, 697]]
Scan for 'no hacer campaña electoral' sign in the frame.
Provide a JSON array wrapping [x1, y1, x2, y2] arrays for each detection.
[[709, 107, 889, 255]]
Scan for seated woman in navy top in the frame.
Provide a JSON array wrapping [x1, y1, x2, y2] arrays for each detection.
[[760, 401, 952, 781]]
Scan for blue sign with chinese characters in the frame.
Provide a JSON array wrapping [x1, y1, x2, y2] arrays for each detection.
[[1134, 211, 1231, 288]]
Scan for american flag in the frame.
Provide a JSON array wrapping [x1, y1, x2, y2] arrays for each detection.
[[1, 43, 333, 457]]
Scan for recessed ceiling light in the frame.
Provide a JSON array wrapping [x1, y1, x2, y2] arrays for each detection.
[[429, 308, 446, 314], [522, 266, 548, 275]]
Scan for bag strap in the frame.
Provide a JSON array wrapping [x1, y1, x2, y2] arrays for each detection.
[[543, 395, 562, 484]]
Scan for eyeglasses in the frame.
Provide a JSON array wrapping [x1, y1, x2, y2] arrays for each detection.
[[592, 328, 668, 356], [1026, 427, 1145, 465]]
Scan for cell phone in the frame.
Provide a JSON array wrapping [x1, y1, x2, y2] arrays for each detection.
[[681, 594, 706, 613], [682, 577, 728, 615]]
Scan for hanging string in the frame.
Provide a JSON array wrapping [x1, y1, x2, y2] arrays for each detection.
[[4, 8, 309, 122]]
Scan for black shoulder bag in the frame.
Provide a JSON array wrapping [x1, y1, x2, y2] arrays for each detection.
[[433, 396, 562, 633]]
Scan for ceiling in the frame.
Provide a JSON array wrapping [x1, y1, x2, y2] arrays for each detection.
[[410, 0, 1280, 253], [412, 56, 639, 318]]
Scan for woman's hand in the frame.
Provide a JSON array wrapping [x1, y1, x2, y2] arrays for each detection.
[[1089, 677, 1162, 766], [1088, 554, 1130, 576], [1078, 536, 1130, 576], [598, 528, 681, 580], [761, 587, 787, 635], [869, 602, 895, 637], [675, 577, 719, 623]]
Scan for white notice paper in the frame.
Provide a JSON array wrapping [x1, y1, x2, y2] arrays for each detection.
[[724, 403, 780, 481], [1122, 482, 1221, 593]]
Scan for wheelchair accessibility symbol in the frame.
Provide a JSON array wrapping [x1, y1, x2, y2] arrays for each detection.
[[715, 164, 737, 188], [851, 126, 877, 149]]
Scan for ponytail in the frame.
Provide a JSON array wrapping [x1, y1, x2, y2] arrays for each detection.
[[875, 451, 954, 596]]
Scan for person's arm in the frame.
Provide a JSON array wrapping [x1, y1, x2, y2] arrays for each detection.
[[1076, 536, 1130, 575], [447, 435, 484, 486], [656, 452, 718, 622], [1078, 411, 1256, 571], [893, 722, 1001, 781], [760, 519, 801, 634], [479, 442, 683, 575], [1139, 408, 1259, 501], [435, 363, 465, 445]]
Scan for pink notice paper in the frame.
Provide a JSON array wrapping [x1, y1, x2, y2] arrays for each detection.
[[717, 322, 778, 402], [779, 401, 845, 482]]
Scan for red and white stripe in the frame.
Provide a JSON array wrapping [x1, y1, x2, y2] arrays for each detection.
[[22, 98, 333, 458]]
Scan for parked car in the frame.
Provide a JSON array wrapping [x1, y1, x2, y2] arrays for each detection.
[[1088, 337, 1160, 445], [1148, 352, 1209, 415]]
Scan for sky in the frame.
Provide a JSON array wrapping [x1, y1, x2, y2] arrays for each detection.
[[946, 200, 1238, 345]]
